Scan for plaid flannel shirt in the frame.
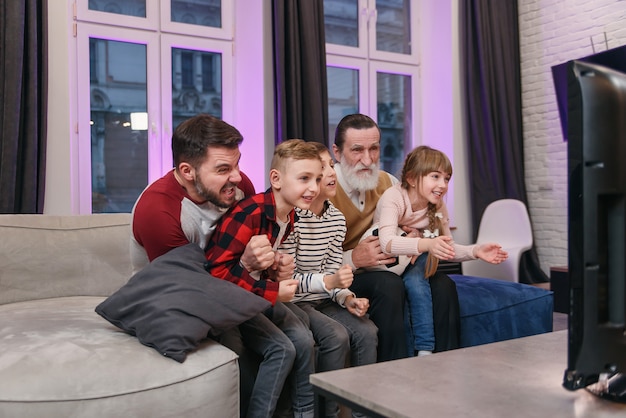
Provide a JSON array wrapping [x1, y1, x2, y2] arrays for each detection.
[[205, 188, 295, 305]]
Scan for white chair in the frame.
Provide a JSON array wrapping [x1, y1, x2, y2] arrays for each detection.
[[461, 199, 533, 282]]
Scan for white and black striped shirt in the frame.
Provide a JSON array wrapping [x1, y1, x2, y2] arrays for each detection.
[[279, 201, 354, 306]]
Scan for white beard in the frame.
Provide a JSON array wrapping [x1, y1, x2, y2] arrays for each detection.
[[340, 155, 380, 191]]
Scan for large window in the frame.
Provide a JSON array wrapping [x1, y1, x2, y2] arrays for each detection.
[[75, 0, 233, 213], [324, 0, 419, 177]]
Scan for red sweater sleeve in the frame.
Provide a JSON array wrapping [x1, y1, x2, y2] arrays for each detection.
[[132, 175, 190, 261]]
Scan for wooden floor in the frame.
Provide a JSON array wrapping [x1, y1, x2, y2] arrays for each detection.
[[553, 312, 568, 331]]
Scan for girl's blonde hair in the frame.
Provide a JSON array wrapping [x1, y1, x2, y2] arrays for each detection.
[[400, 146, 453, 277]]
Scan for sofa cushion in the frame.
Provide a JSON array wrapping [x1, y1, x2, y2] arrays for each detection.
[[96, 243, 271, 362], [451, 274, 553, 347], [0, 296, 239, 412], [0, 214, 132, 305]]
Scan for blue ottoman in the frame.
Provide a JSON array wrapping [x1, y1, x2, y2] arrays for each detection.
[[450, 274, 554, 347]]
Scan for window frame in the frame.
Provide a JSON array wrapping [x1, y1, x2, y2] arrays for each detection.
[[74, 1, 234, 213], [159, 0, 233, 40], [368, 59, 421, 151], [324, 0, 420, 65], [76, 0, 158, 30], [324, 0, 369, 59], [76, 23, 160, 213], [368, 0, 420, 64], [326, 54, 369, 114], [325, 0, 421, 153], [160, 33, 234, 171]]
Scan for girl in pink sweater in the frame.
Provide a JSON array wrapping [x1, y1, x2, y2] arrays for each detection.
[[374, 146, 507, 356]]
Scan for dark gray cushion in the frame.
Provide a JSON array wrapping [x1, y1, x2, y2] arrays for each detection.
[[96, 244, 270, 362]]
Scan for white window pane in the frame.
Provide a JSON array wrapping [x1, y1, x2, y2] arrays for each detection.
[[376, 0, 411, 55], [89, 38, 148, 213], [170, 0, 221, 28], [88, 0, 146, 18], [327, 66, 360, 143], [377, 71, 411, 177], [324, 0, 359, 47], [171, 47, 222, 130]]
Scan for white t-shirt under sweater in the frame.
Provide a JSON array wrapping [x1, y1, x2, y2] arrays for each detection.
[[374, 183, 477, 262], [129, 169, 242, 275], [279, 202, 355, 307]]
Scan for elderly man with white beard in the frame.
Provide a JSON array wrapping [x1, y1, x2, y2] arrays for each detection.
[[329, 113, 461, 362]]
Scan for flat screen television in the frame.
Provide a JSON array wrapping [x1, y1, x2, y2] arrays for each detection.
[[552, 45, 626, 141], [564, 60, 626, 401]]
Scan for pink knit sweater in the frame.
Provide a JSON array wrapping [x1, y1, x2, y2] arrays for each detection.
[[373, 184, 477, 261]]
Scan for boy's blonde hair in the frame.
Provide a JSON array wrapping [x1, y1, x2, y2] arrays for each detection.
[[271, 139, 322, 172], [401, 146, 453, 278], [308, 141, 330, 156]]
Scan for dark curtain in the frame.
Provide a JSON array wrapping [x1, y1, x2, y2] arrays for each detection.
[[272, 0, 328, 145], [460, 0, 548, 283], [0, 0, 47, 214]]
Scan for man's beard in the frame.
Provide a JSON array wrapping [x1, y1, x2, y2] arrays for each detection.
[[340, 154, 380, 191], [194, 177, 235, 209]]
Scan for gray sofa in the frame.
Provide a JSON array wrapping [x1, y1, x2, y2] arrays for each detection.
[[0, 213, 554, 417], [0, 214, 239, 418]]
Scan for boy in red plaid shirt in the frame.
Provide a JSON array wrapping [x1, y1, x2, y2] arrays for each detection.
[[206, 139, 323, 418]]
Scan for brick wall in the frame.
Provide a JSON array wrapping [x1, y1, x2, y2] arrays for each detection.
[[518, 0, 626, 273]]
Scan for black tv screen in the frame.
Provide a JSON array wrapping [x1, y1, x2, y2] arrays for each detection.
[[552, 44, 626, 141], [564, 60, 626, 401]]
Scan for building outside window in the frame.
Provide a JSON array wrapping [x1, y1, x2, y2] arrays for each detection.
[[324, 0, 419, 177]]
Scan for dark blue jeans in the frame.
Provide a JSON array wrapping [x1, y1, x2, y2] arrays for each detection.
[[297, 298, 378, 417], [237, 302, 315, 418]]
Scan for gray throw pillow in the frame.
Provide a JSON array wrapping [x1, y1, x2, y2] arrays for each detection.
[[96, 243, 271, 362]]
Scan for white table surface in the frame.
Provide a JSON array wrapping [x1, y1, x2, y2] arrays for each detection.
[[310, 331, 626, 417]]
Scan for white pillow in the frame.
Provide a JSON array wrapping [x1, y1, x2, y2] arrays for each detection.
[[357, 224, 413, 276]]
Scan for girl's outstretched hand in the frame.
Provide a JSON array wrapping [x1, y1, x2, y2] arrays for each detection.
[[475, 243, 508, 264]]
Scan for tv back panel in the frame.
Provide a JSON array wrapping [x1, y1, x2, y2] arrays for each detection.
[[564, 60, 626, 402]]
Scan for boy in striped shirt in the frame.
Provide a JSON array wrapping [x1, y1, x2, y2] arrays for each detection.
[[280, 142, 378, 418]]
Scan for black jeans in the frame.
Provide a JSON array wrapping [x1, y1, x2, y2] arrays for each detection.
[[429, 271, 461, 352], [350, 269, 461, 361], [350, 270, 407, 362]]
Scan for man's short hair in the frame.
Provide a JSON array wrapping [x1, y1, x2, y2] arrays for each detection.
[[172, 114, 243, 169], [333, 114, 380, 151]]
